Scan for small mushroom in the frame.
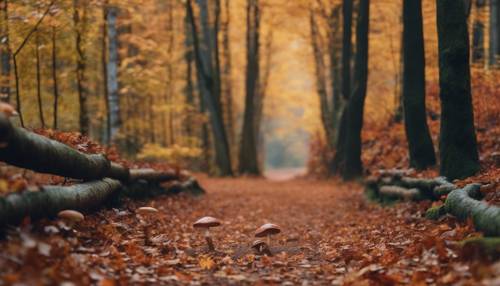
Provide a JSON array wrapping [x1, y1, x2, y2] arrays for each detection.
[[193, 216, 221, 251], [255, 223, 281, 246], [252, 239, 272, 256], [57, 210, 84, 228], [136, 207, 159, 246], [137, 206, 159, 215]]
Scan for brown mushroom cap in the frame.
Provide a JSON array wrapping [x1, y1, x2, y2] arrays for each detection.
[[137, 207, 159, 215], [57, 210, 84, 222], [193, 216, 221, 228], [251, 239, 267, 249], [255, 223, 281, 237]]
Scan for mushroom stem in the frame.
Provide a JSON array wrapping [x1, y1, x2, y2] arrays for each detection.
[[204, 228, 215, 251], [267, 235, 271, 246]]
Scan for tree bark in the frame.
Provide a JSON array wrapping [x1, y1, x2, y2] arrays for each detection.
[[310, 11, 334, 149], [436, 0, 480, 180], [51, 26, 60, 130], [402, 0, 436, 170], [342, 0, 370, 180], [331, 0, 353, 174], [222, 0, 235, 157], [35, 28, 45, 128], [73, 0, 90, 135], [0, 0, 10, 103], [239, 0, 261, 175], [105, 5, 120, 142]]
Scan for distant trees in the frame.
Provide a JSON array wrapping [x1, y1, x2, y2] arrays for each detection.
[[72, 0, 89, 135], [0, 0, 10, 103], [401, 0, 436, 170], [491, 0, 499, 65], [436, 0, 480, 179]]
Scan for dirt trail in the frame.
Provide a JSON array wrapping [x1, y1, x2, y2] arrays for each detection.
[[0, 176, 499, 285]]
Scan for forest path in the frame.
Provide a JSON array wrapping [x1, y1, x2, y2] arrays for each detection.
[[1, 176, 497, 284]]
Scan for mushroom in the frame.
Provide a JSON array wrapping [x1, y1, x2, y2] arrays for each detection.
[[255, 223, 281, 246], [193, 216, 221, 251], [57, 210, 84, 228], [251, 239, 272, 256], [0, 102, 19, 118], [136, 207, 159, 246]]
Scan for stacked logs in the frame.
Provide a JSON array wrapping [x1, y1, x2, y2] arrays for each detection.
[[0, 114, 204, 227]]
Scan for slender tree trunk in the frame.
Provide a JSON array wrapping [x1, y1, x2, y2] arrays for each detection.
[[331, 0, 353, 174], [51, 26, 59, 130], [106, 6, 120, 142], [490, 0, 499, 65], [187, 0, 232, 176], [73, 0, 89, 135], [328, 6, 342, 145], [0, 0, 10, 103], [101, 4, 109, 142], [436, 0, 480, 180], [310, 11, 334, 149], [35, 28, 45, 128], [342, 0, 370, 180], [239, 0, 260, 175], [222, 0, 235, 156], [402, 0, 435, 170], [184, 11, 195, 139]]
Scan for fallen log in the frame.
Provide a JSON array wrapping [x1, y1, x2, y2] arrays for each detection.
[[0, 114, 113, 181], [0, 179, 122, 227], [0, 176, 205, 228], [129, 168, 177, 182], [444, 184, 500, 237], [378, 186, 421, 201]]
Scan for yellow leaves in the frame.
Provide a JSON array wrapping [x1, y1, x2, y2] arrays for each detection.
[[0, 179, 9, 194], [137, 144, 202, 163], [198, 255, 215, 270]]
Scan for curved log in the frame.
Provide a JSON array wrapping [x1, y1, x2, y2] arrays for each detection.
[[129, 168, 178, 182], [445, 184, 500, 236], [0, 179, 122, 227], [0, 114, 111, 180], [379, 186, 421, 201]]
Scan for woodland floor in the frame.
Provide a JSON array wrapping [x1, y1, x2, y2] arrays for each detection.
[[1, 170, 499, 285]]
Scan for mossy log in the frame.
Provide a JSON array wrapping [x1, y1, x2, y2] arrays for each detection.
[[445, 183, 500, 237], [460, 237, 500, 260], [0, 179, 122, 227], [0, 176, 205, 228], [0, 114, 117, 181], [379, 186, 421, 201], [129, 168, 178, 182]]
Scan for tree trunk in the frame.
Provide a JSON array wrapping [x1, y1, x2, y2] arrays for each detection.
[[310, 11, 334, 149], [35, 28, 45, 128], [73, 0, 89, 135], [222, 0, 235, 156], [328, 6, 342, 146], [106, 6, 120, 142], [436, 0, 480, 180], [51, 26, 59, 130], [0, 0, 10, 103], [402, 0, 436, 170], [342, 0, 370, 180], [490, 0, 499, 65], [239, 0, 260, 175], [331, 0, 354, 174], [187, 0, 232, 176]]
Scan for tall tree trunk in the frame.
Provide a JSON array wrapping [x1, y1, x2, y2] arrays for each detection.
[[310, 11, 334, 149], [184, 11, 196, 140], [101, 3, 109, 142], [51, 26, 59, 130], [187, 0, 232, 176], [0, 0, 10, 103], [331, 0, 353, 174], [73, 0, 89, 135], [222, 0, 235, 156], [328, 6, 342, 146], [342, 0, 370, 180], [166, 2, 175, 146], [436, 0, 480, 180], [402, 0, 436, 170], [490, 0, 499, 65], [106, 6, 120, 142], [239, 0, 260, 175], [35, 28, 45, 128]]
